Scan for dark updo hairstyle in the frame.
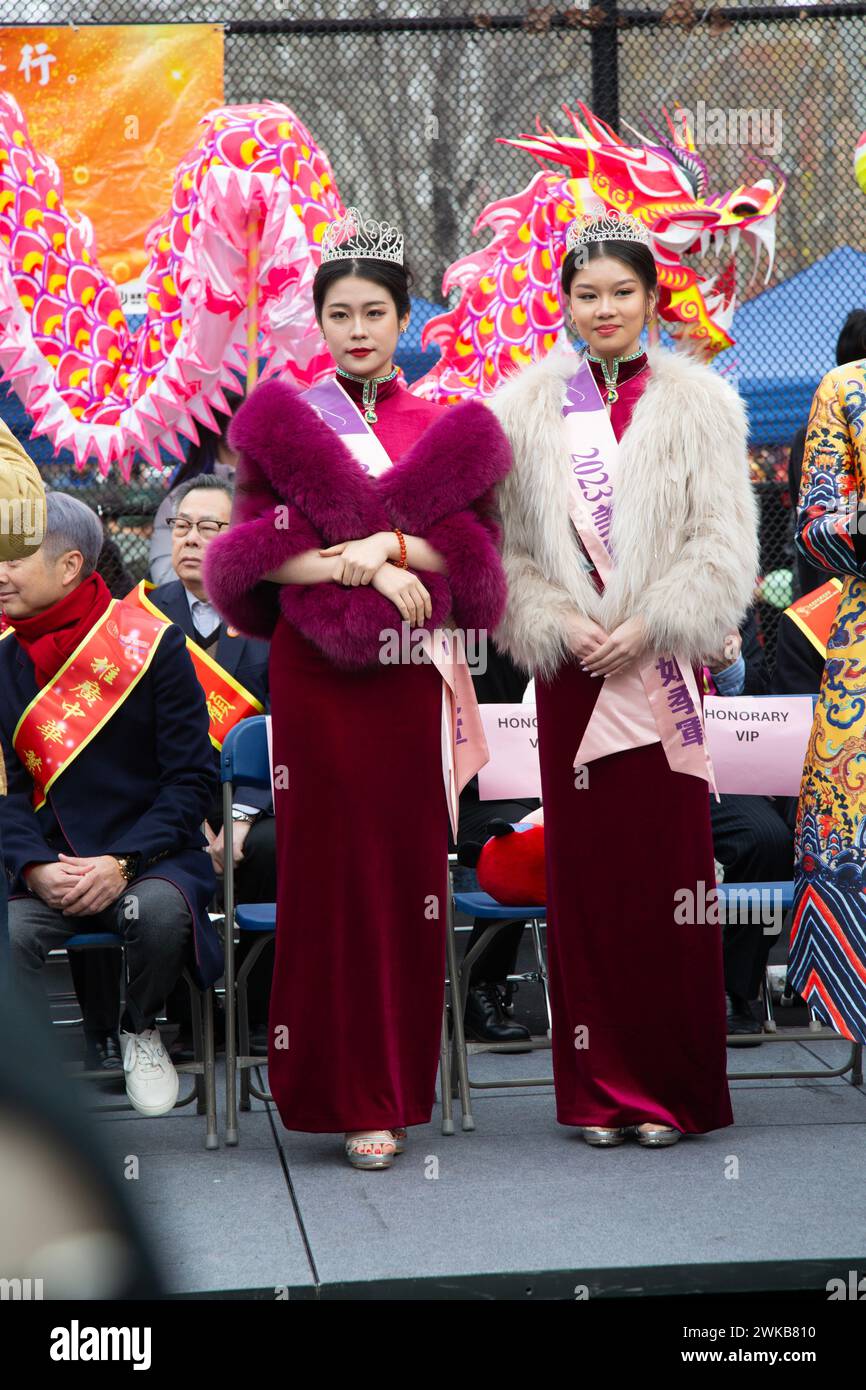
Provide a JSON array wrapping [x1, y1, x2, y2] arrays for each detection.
[[560, 238, 658, 305], [312, 241, 414, 324]]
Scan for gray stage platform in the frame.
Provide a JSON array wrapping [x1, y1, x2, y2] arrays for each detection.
[[76, 1033, 866, 1300]]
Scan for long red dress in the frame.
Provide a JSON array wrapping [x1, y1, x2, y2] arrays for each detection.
[[266, 373, 450, 1132], [535, 353, 734, 1134]]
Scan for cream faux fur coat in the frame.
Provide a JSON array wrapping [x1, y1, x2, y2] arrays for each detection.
[[488, 343, 759, 679]]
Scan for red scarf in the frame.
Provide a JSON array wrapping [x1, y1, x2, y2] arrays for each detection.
[[7, 572, 113, 689]]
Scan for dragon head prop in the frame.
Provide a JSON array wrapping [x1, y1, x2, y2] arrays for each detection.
[[413, 101, 784, 401]]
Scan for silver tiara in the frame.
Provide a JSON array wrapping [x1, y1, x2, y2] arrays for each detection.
[[566, 209, 651, 252], [320, 206, 404, 266]]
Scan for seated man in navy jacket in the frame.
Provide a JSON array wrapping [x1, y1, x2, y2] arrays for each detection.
[[153, 473, 275, 1056], [0, 493, 219, 1117], [73, 473, 276, 1062]]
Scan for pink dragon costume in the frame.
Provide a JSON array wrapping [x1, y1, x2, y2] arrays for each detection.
[[0, 97, 344, 477]]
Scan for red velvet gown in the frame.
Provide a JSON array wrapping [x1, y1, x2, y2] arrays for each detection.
[[267, 373, 449, 1132], [535, 352, 733, 1134]]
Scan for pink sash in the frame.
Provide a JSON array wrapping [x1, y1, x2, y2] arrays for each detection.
[[561, 359, 716, 789], [304, 376, 489, 836]]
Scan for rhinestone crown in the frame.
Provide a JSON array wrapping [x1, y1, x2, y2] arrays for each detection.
[[320, 206, 404, 266], [566, 209, 652, 252]]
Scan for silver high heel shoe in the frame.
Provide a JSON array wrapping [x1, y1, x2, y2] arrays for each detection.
[[580, 1126, 627, 1147], [634, 1125, 681, 1147]]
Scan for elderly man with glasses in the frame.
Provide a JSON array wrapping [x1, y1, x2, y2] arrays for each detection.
[[72, 474, 277, 1065]]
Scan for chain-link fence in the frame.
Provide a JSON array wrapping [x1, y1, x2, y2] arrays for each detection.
[[2, 1, 865, 662]]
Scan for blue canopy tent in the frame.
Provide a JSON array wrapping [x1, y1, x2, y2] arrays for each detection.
[[709, 245, 866, 447], [395, 294, 444, 383]]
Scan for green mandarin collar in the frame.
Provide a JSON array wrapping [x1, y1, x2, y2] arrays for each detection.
[[587, 348, 648, 404], [335, 364, 400, 422]]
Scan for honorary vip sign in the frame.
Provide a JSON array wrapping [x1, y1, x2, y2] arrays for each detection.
[[478, 696, 816, 802], [478, 704, 541, 800], [703, 696, 815, 796]]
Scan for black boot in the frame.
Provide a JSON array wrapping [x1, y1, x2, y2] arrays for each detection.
[[464, 982, 531, 1045], [726, 992, 763, 1047]]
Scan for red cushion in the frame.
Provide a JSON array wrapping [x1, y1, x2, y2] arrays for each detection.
[[476, 825, 546, 906]]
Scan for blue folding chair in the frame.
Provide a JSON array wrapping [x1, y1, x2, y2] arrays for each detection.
[[220, 717, 275, 1146], [446, 862, 553, 1132]]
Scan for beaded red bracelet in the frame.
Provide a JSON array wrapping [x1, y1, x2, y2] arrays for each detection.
[[393, 528, 407, 568]]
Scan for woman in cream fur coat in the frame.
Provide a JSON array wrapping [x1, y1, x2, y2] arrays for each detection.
[[488, 211, 759, 1148]]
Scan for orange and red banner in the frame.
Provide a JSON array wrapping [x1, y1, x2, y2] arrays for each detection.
[[784, 578, 843, 658], [0, 24, 223, 309], [125, 580, 263, 749]]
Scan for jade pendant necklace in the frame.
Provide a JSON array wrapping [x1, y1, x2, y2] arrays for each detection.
[[587, 346, 646, 405], [335, 363, 399, 423]]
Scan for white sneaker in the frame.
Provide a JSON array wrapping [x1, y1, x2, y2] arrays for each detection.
[[121, 1027, 179, 1117]]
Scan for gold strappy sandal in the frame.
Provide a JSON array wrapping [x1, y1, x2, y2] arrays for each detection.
[[344, 1131, 397, 1170]]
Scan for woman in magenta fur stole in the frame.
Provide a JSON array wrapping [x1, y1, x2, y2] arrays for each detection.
[[490, 210, 758, 1148], [204, 209, 511, 1169]]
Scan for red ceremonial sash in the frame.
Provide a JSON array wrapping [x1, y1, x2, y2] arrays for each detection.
[[13, 599, 167, 810], [124, 580, 264, 750], [784, 578, 842, 658]]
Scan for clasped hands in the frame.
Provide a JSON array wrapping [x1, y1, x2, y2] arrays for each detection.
[[25, 854, 128, 916], [319, 531, 432, 628], [566, 612, 648, 679]]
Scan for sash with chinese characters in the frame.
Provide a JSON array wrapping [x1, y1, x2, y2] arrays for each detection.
[[303, 375, 489, 837], [13, 600, 167, 811], [783, 577, 842, 658], [561, 358, 716, 788], [124, 580, 264, 750]]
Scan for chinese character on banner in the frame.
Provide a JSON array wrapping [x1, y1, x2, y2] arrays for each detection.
[[206, 692, 235, 724], [70, 680, 103, 707], [666, 684, 695, 716], [37, 719, 64, 745], [91, 656, 120, 683], [656, 656, 680, 688], [676, 716, 704, 748], [18, 41, 56, 86]]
